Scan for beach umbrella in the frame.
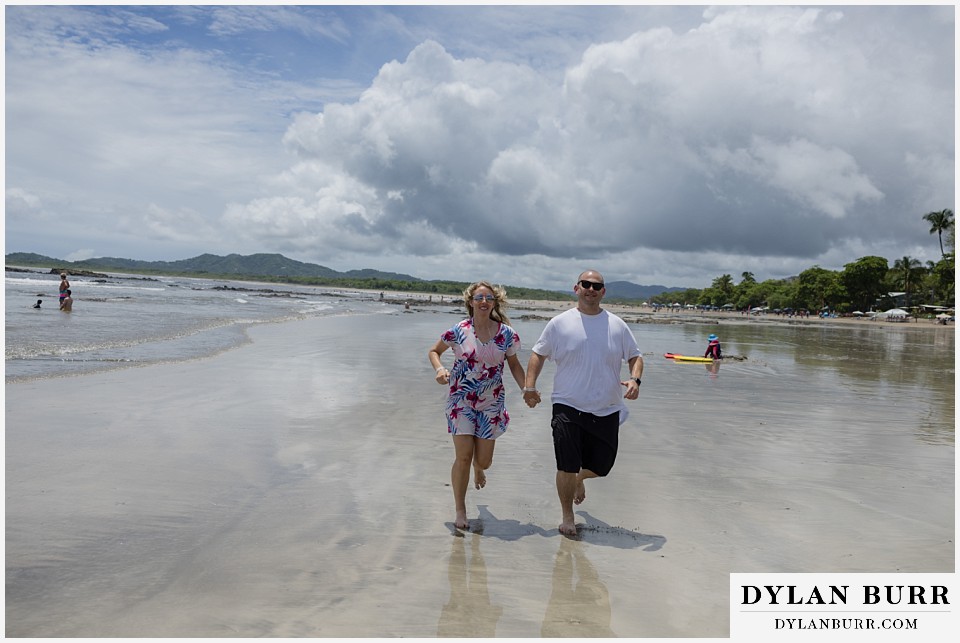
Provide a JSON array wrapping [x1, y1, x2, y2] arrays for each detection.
[[936, 313, 951, 320], [852, 311, 864, 316]]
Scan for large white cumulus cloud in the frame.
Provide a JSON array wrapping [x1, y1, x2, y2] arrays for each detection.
[[225, 5, 952, 267], [228, 39, 557, 257]]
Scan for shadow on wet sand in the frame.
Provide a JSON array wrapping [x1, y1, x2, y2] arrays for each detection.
[[445, 505, 666, 551]]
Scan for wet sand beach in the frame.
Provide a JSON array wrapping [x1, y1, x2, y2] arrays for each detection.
[[5, 306, 954, 638]]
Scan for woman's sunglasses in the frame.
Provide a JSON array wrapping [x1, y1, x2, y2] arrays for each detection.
[[472, 294, 497, 302], [579, 280, 604, 291]]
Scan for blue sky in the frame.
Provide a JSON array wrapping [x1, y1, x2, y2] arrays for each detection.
[[4, 4, 955, 290]]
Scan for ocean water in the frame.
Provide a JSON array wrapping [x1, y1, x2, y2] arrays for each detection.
[[5, 276, 954, 636], [4, 268, 397, 382], [6, 267, 955, 445]]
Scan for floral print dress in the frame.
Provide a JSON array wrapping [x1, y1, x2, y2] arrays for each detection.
[[440, 318, 521, 439]]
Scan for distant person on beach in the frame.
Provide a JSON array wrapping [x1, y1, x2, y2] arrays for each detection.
[[704, 333, 722, 360], [59, 273, 70, 304], [522, 270, 643, 536], [428, 281, 526, 530], [33, 299, 42, 309], [59, 290, 73, 312]]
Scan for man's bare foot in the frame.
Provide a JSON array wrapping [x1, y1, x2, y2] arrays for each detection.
[[473, 466, 486, 490], [573, 480, 586, 505], [455, 511, 469, 530], [559, 519, 577, 536]]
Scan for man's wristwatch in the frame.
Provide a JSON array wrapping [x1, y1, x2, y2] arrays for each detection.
[[633, 378, 642, 385]]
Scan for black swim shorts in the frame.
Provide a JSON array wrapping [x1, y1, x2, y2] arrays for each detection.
[[551, 403, 619, 476]]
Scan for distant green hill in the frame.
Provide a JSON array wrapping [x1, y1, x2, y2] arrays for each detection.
[[603, 280, 686, 301], [4, 252, 572, 301], [5, 252, 420, 282], [5, 252, 683, 302]]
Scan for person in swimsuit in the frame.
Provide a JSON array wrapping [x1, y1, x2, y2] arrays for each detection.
[[59, 273, 70, 304], [428, 281, 526, 530], [59, 290, 73, 312]]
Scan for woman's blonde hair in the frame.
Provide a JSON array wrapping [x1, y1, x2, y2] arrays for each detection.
[[463, 281, 511, 325]]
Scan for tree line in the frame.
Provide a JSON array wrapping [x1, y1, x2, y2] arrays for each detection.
[[277, 275, 572, 301], [648, 209, 955, 313]]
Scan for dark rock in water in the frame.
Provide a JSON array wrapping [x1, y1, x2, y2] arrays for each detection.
[[49, 267, 110, 278]]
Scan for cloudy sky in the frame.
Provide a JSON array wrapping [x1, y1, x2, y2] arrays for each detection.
[[4, 3, 955, 290]]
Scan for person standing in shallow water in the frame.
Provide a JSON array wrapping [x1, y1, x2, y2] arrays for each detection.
[[523, 270, 644, 536], [428, 281, 526, 530], [59, 290, 73, 312], [59, 273, 70, 304]]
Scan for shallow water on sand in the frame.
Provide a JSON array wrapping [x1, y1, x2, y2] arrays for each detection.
[[4, 306, 954, 637], [5, 268, 395, 381], [508, 311, 954, 444]]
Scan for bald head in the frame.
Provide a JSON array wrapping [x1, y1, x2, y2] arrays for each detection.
[[578, 269, 604, 284]]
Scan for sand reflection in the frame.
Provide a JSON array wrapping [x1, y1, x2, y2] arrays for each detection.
[[437, 533, 503, 637], [541, 537, 616, 637]]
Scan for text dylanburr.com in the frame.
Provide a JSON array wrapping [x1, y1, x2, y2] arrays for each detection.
[[730, 573, 956, 641]]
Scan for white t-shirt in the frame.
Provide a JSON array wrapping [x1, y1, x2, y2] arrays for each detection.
[[531, 307, 641, 423]]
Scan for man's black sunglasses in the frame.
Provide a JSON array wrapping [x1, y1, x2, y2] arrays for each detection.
[[579, 280, 604, 291]]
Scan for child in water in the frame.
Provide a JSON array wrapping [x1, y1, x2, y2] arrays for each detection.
[[704, 333, 722, 360]]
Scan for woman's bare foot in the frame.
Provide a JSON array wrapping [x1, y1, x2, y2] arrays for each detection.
[[473, 466, 486, 490], [559, 519, 577, 536], [455, 510, 469, 530], [573, 480, 586, 505]]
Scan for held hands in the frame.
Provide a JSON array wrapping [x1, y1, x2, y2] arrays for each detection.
[[522, 388, 541, 408], [620, 379, 641, 400]]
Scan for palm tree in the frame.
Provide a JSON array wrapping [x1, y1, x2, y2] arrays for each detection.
[[924, 260, 938, 303], [711, 274, 734, 305], [923, 209, 954, 258], [893, 256, 922, 306]]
